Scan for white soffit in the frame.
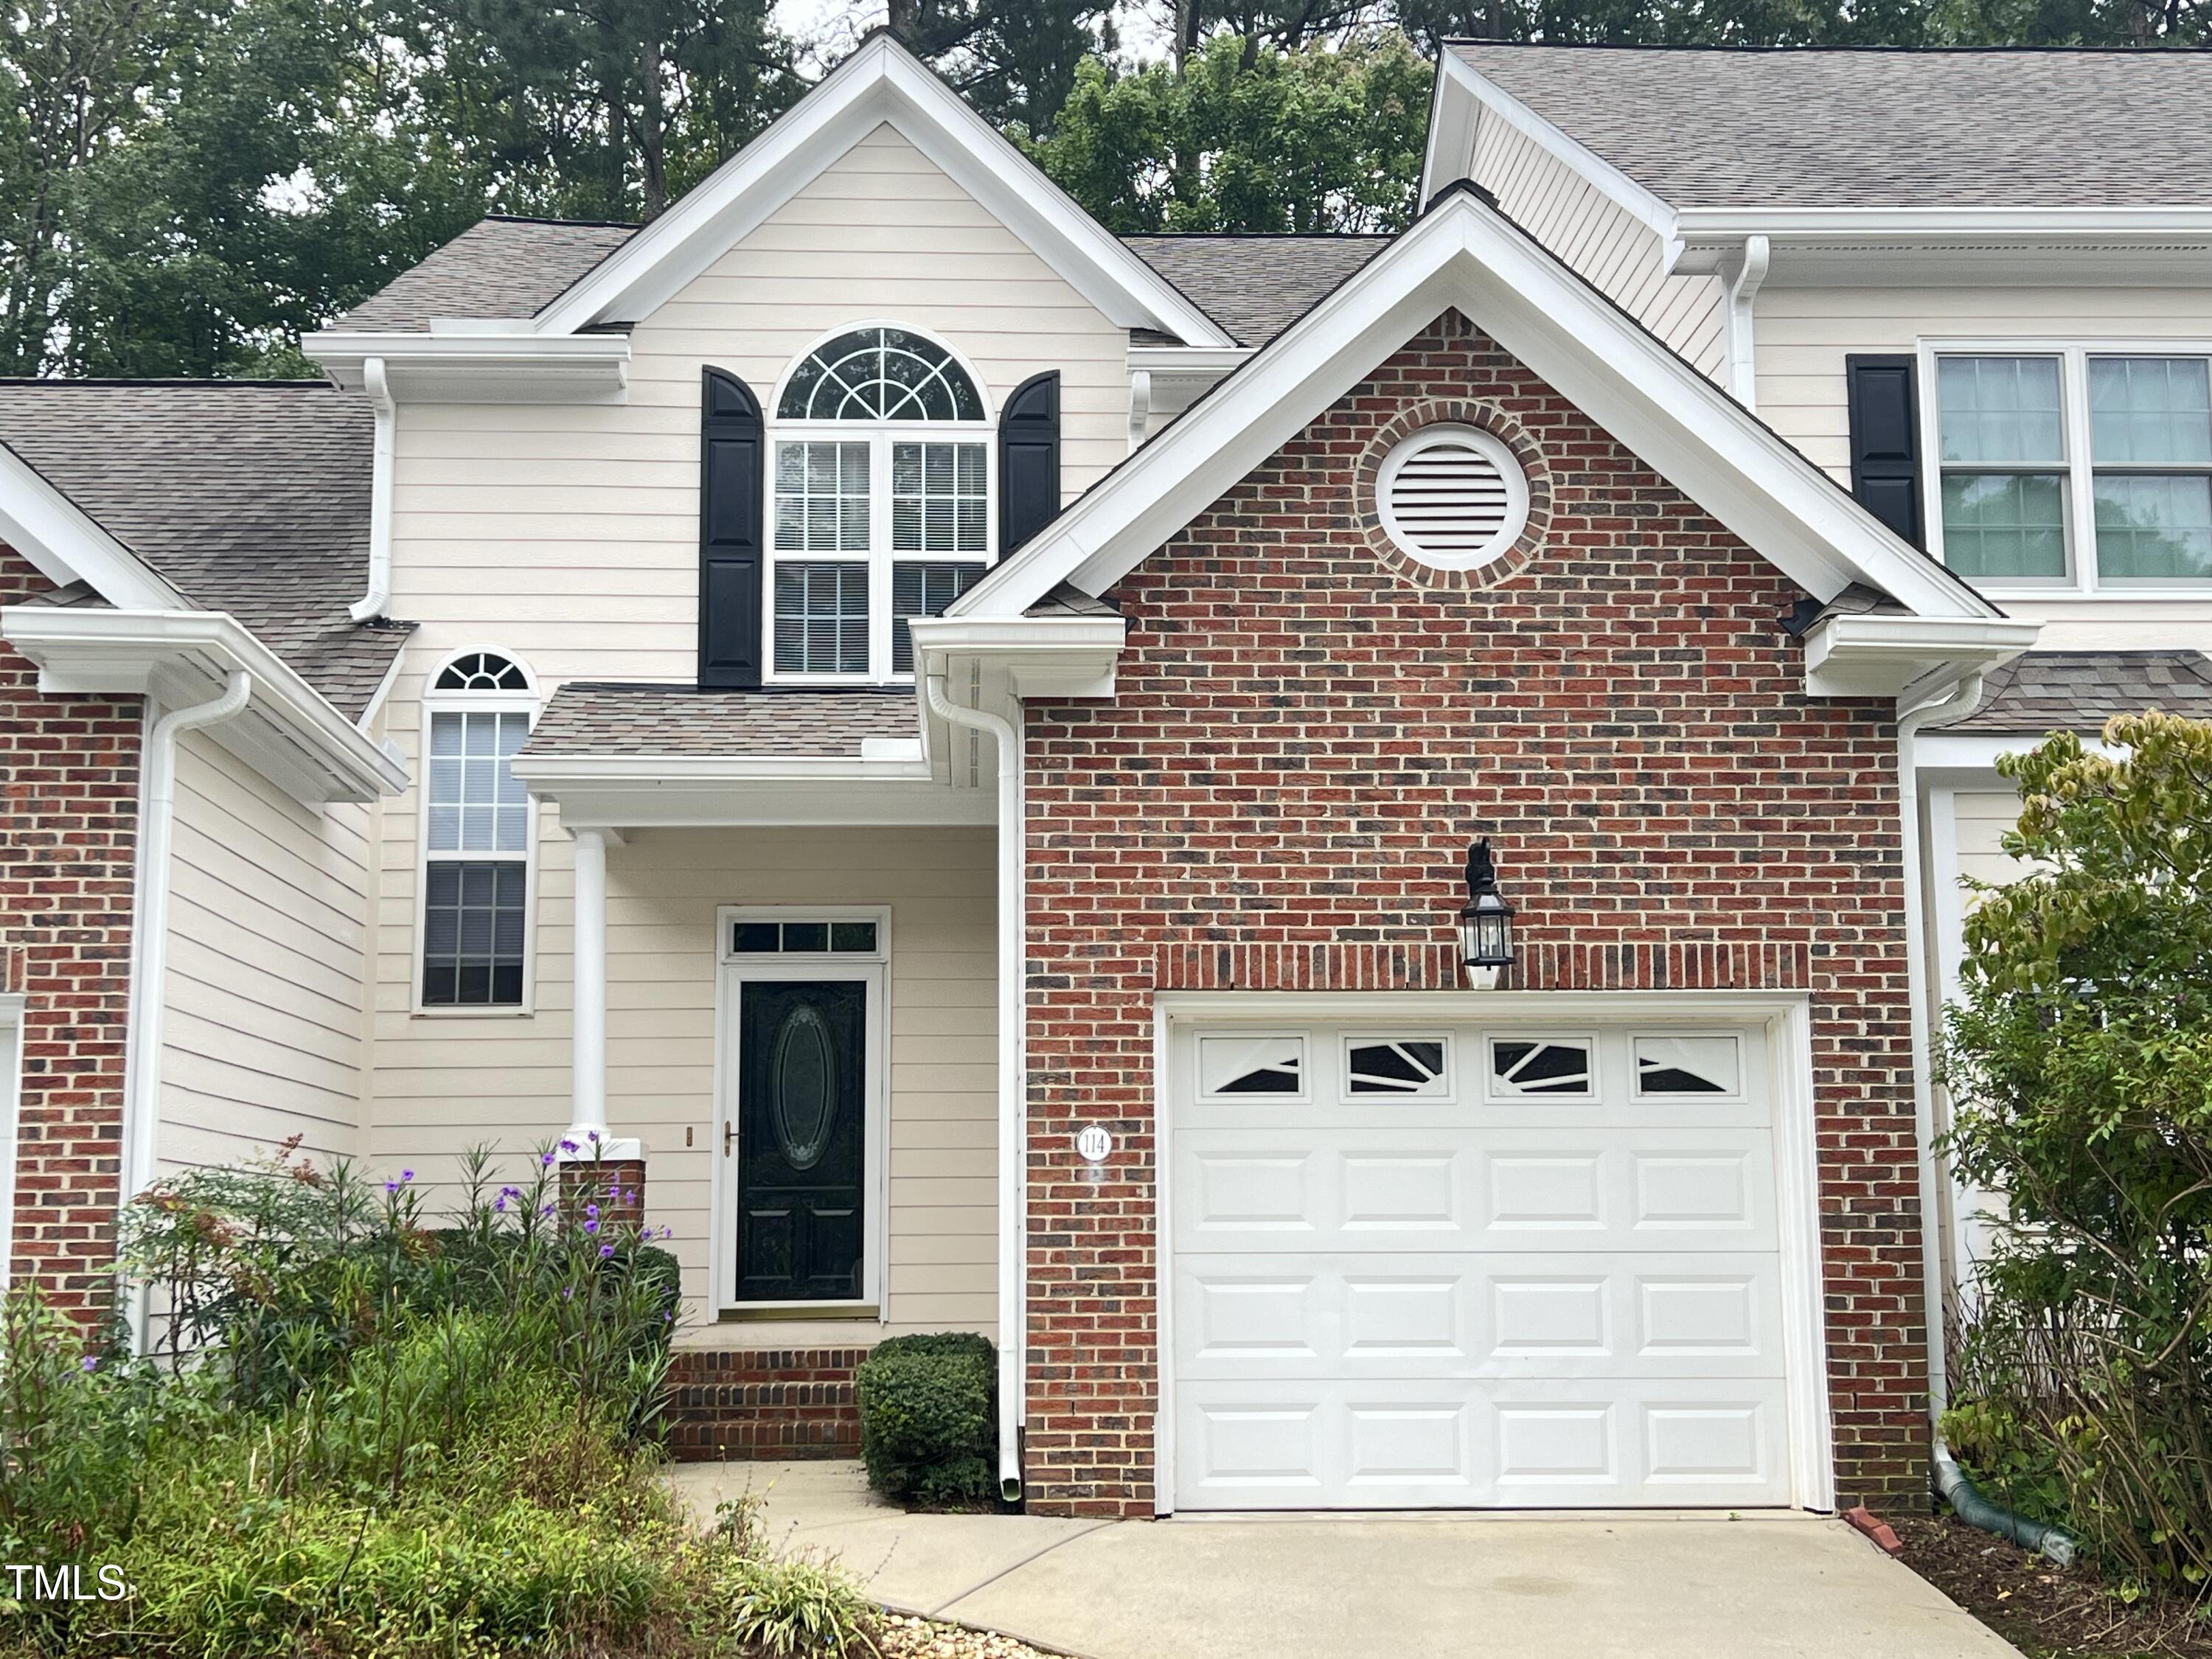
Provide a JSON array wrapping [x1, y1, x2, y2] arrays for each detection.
[[959, 189, 2000, 626], [528, 34, 1233, 347]]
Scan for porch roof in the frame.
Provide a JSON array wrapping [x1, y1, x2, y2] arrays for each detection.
[[1950, 650, 2212, 735], [522, 682, 921, 758]]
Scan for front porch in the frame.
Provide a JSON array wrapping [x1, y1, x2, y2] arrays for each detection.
[[507, 684, 1011, 1458]]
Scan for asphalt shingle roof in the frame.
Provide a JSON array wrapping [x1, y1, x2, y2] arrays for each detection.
[[1451, 44, 2212, 209], [0, 380, 408, 718], [330, 217, 639, 333], [1121, 235, 1393, 347], [1952, 651, 2212, 734], [523, 684, 920, 758], [327, 217, 1391, 348]]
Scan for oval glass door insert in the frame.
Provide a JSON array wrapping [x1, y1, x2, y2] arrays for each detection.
[[771, 1003, 838, 1169]]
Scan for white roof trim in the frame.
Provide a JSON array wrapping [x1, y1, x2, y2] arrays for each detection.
[[1678, 206, 2212, 240], [0, 606, 408, 802], [299, 332, 632, 403], [0, 442, 189, 612], [528, 34, 1232, 347], [956, 189, 2001, 626], [1422, 52, 1682, 263]]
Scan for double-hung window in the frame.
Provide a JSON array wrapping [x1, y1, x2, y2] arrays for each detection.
[[420, 650, 536, 1009], [1930, 347, 2212, 589], [770, 327, 993, 681]]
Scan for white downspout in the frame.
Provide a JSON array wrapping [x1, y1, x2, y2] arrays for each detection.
[[1895, 669, 1984, 1486], [1725, 234, 1770, 409], [348, 356, 394, 623], [925, 666, 1025, 1502], [121, 669, 251, 1344]]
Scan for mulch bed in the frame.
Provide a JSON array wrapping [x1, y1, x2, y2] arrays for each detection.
[[1895, 1514, 2212, 1659]]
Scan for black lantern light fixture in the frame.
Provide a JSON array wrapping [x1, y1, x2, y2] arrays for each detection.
[[1458, 838, 1515, 987]]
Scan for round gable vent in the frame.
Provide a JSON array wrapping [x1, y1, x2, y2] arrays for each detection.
[[1377, 425, 1530, 571]]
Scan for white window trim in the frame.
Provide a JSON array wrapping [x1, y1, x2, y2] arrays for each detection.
[[710, 905, 892, 1318], [1917, 337, 2212, 598], [765, 321, 998, 686], [0, 993, 22, 1293], [411, 646, 543, 1018]]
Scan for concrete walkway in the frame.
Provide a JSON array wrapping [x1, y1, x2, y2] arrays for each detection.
[[667, 1460, 2020, 1659]]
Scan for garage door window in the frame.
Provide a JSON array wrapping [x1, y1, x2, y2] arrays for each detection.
[[1344, 1038, 1447, 1096], [1198, 1034, 1305, 1097], [1487, 1037, 1593, 1098], [1633, 1035, 1742, 1097]]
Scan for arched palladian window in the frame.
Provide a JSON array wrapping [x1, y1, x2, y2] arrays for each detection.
[[418, 648, 538, 1010], [768, 326, 992, 681]]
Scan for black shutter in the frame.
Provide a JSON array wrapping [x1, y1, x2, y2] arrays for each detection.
[[1846, 354, 1924, 549], [998, 371, 1060, 558], [699, 368, 765, 688]]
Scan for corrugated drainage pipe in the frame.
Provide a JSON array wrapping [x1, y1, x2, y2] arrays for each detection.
[[1934, 1444, 2077, 1565]]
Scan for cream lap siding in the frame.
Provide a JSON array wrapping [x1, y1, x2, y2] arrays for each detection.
[[369, 824, 998, 1344], [157, 728, 373, 1175], [1756, 284, 2212, 646], [1471, 113, 1726, 380], [1952, 787, 2030, 890]]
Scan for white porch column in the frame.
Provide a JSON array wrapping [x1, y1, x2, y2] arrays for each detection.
[[568, 826, 610, 1144]]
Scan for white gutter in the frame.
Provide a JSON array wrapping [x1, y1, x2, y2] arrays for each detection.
[[1893, 669, 1985, 1488], [349, 358, 394, 623], [121, 669, 251, 1346], [1725, 234, 1770, 409], [923, 667, 1026, 1502]]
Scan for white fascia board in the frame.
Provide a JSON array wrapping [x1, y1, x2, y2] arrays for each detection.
[[1915, 728, 2119, 782], [520, 760, 987, 830], [1416, 46, 1484, 208], [908, 613, 1126, 700], [960, 194, 2001, 624], [1127, 346, 1253, 375], [0, 607, 407, 801], [1431, 58, 1682, 263], [1678, 206, 2212, 243], [0, 444, 188, 611], [511, 752, 936, 785], [301, 333, 630, 403], [528, 37, 1232, 347], [1802, 613, 2041, 700]]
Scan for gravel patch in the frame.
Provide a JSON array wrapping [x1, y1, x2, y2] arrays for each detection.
[[876, 1611, 1070, 1659]]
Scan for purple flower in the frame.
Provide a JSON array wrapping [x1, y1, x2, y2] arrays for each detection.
[[599, 1243, 614, 1259], [493, 1196, 508, 1213], [80, 1355, 98, 1373], [622, 1189, 636, 1205], [587, 1130, 600, 1144], [663, 1312, 673, 1323], [562, 1286, 574, 1300], [383, 1180, 400, 1194], [499, 1186, 519, 1198], [540, 1152, 556, 1167], [540, 1203, 555, 1218], [585, 1203, 599, 1220], [559, 1138, 580, 1155], [584, 1219, 599, 1234]]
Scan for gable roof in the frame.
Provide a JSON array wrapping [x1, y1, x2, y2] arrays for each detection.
[[0, 380, 408, 717], [953, 184, 2003, 627], [1447, 44, 2212, 211], [518, 32, 1231, 346], [524, 684, 918, 759], [330, 215, 1388, 349], [332, 218, 638, 333]]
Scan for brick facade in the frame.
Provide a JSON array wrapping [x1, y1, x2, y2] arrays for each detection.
[[664, 1347, 866, 1461], [0, 546, 143, 1314], [1020, 315, 1926, 1517]]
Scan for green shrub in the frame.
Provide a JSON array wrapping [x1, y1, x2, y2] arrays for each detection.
[[713, 1551, 881, 1657], [855, 1332, 996, 1507], [1938, 711, 2212, 1595]]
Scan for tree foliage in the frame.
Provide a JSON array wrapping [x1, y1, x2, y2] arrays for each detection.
[[1026, 29, 1429, 233], [3, 0, 2205, 378], [1938, 711, 2212, 1590]]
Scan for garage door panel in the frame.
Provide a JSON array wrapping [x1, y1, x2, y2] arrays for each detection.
[[1176, 1252, 1785, 1380], [1175, 1128, 1778, 1254], [1174, 1377, 1792, 1509]]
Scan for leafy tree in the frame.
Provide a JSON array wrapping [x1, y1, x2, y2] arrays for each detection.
[[890, 0, 1119, 135], [1026, 29, 1429, 232], [1938, 711, 2212, 1587]]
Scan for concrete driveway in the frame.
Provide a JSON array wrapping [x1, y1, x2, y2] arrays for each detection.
[[667, 1461, 2018, 1659]]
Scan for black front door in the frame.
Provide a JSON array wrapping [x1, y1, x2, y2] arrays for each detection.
[[734, 978, 866, 1301]]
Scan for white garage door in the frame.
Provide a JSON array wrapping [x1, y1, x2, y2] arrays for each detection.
[[1168, 1019, 1801, 1511]]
